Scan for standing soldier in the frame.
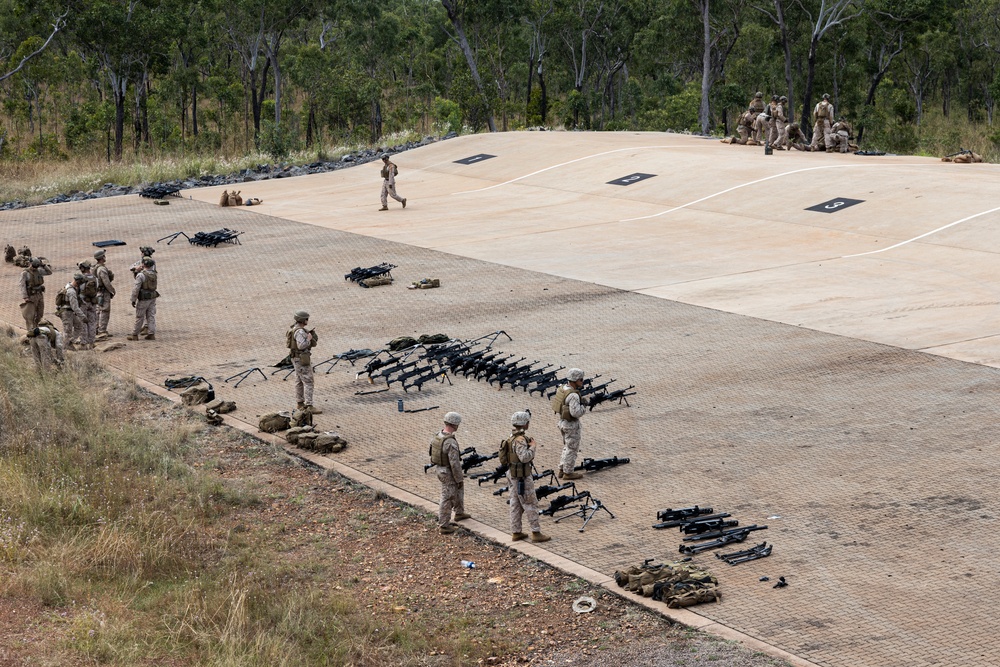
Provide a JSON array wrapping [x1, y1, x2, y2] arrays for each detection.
[[18, 256, 52, 330], [127, 257, 158, 341], [93, 249, 116, 339], [810, 93, 835, 151], [553, 368, 587, 480], [429, 412, 471, 535], [378, 154, 406, 211], [501, 411, 550, 543], [77, 261, 99, 349], [130, 247, 156, 335], [57, 274, 86, 350], [286, 311, 322, 414], [771, 96, 788, 148]]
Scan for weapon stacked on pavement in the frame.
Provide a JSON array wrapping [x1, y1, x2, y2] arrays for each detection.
[[574, 456, 630, 473], [715, 542, 772, 565], [139, 184, 182, 199], [344, 263, 397, 285], [189, 228, 243, 247], [654, 505, 771, 558]]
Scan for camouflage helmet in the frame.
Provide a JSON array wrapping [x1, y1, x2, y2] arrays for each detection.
[[93, 249, 106, 260], [30, 257, 42, 267], [771, 95, 778, 101], [381, 154, 390, 161], [754, 91, 763, 98], [567, 368, 585, 382], [140, 246, 155, 257], [779, 96, 788, 102], [78, 260, 92, 271], [443, 411, 462, 426], [511, 411, 531, 427], [789, 122, 799, 130], [293, 310, 309, 323], [822, 93, 830, 100], [141, 257, 154, 267], [73, 273, 85, 282]]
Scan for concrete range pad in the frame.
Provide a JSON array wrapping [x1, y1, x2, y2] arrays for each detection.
[[3, 132, 1000, 667]]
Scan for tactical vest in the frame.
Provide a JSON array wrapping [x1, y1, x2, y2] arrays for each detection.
[[25, 268, 45, 295], [286, 326, 305, 358], [381, 165, 390, 179], [55, 286, 69, 309], [81, 276, 98, 304], [501, 431, 531, 478], [96, 264, 115, 288], [428, 432, 452, 467], [552, 384, 580, 421], [815, 101, 830, 119], [138, 270, 158, 300], [748, 99, 765, 114]]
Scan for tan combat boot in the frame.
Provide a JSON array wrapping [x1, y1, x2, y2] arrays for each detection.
[[306, 405, 323, 414], [511, 532, 528, 542], [144, 334, 155, 340], [453, 512, 471, 521], [126, 335, 139, 341], [559, 470, 583, 480], [440, 524, 457, 535], [378, 205, 388, 211], [402, 198, 407, 208], [530, 532, 551, 543]]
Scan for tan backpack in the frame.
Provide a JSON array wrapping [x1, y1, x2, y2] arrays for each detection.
[[258, 412, 292, 433]]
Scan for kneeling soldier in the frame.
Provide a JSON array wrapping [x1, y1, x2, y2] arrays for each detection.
[[502, 411, 550, 543], [430, 412, 471, 534]]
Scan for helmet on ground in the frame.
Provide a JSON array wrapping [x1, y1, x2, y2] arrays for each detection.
[[443, 412, 462, 426], [511, 411, 531, 426], [567, 368, 585, 382], [293, 310, 309, 323]]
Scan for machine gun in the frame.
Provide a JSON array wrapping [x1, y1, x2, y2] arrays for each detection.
[[554, 493, 616, 532], [312, 348, 376, 374], [401, 366, 452, 392], [944, 147, 973, 159], [492, 470, 559, 496], [541, 489, 592, 516], [344, 263, 397, 284], [424, 447, 475, 473], [653, 511, 729, 530], [678, 525, 768, 554], [656, 506, 714, 523], [574, 456, 630, 473], [716, 541, 772, 565], [588, 385, 637, 410], [472, 464, 509, 485], [680, 523, 767, 543], [461, 449, 498, 473]]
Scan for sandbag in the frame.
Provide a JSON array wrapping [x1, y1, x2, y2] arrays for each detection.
[[219, 190, 230, 207], [259, 411, 292, 433]]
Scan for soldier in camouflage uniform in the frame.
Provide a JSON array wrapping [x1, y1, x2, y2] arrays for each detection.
[[286, 310, 322, 414], [26, 319, 64, 372], [378, 154, 406, 211], [810, 93, 835, 151], [553, 368, 588, 480], [57, 274, 86, 350], [18, 256, 52, 330], [829, 118, 854, 153], [93, 249, 116, 339], [502, 411, 550, 543], [127, 257, 158, 341], [76, 260, 99, 349], [429, 412, 471, 535]]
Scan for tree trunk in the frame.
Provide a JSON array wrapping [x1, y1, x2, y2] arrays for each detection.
[[699, 0, 711, 134], [776, 0, 795, 124], [441, 0, 496, 132], [802, 35, 819, 141], [192, 84, 198, 137]]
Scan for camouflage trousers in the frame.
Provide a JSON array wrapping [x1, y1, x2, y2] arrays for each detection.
[[59, 309, 84, 345], [96, 293, 112, 335], [132, 299, 156, 336], [508, 475, 541, 534], [292, 357, 314, 406], [558, 419, 582, 474], [20, 294, 44, 330], [810, 119, 834, 150], [80, 303, 97, 345], [29, 334, 63, 371], [436, 467, 465, 527], [381, 181, 404, 207]]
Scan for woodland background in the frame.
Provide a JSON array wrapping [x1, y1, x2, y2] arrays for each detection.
[[2, 0, 999, 165]]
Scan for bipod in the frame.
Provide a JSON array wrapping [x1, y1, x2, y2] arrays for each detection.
[[271, 366, 296, 380], [157, 231, 190, 245], [465, 330, 512, 349], [224, 367, 267, 388], [716, 541, 772, 565], [554, 495, 616, 532]]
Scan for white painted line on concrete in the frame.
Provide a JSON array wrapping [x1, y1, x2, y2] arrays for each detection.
[[618, 162, 947, 222], [450, 145, 702, 194], [842, 205, 1000, 257]]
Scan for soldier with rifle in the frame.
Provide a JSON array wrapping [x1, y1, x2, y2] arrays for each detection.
[[500, 411, 550, 543], [552, 368, 588, 480], [429, 412, 471, 535], [285, 310, 321, 414]]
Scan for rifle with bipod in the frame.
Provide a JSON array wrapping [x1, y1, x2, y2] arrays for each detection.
[[516, 366, 564, 393], [376, 360, 422, 385], [492, 470, 558, 496], [313, 348, 376, 374], [554, 493, 616, 532], [574, 456, 630, 473], [389, 362, 437, 387], [344, 263, 397, 283], [588, 385, 637, 410], [495, 361, 551, 389], [401, 367, 452, 392], [472, 353, 517, 380], [944, 148, 973, 159], [541, 489, 592, 516], [715, 541, 772, 565], [424, 447, 475, 473], [679, 525, 767, 554], [461, 449, 498, 473], [472, 464, 509, 485], [681, 517, 740, 534], [480, 356, 525, 383], [527, 374, 564, 397]]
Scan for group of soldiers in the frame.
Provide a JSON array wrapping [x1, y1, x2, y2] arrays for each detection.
[[427, 368, 591, 543], [725, 91, 856, 153], [8, 244, 161, 371]]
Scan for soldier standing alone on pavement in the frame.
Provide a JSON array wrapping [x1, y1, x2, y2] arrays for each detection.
[[430, 412, 472, 535], [57, 274, 85, 350], [378, 154, 407, 211], [553, 368, 587, 480], [287, 311, 322, 414], [501, 411, 550, 543], [18, 256, 52, 330], [127, 257, 158, 341], [93, 249, 116, 339]]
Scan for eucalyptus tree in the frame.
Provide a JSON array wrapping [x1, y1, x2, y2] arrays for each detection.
[[441, 0, 497, 131]]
